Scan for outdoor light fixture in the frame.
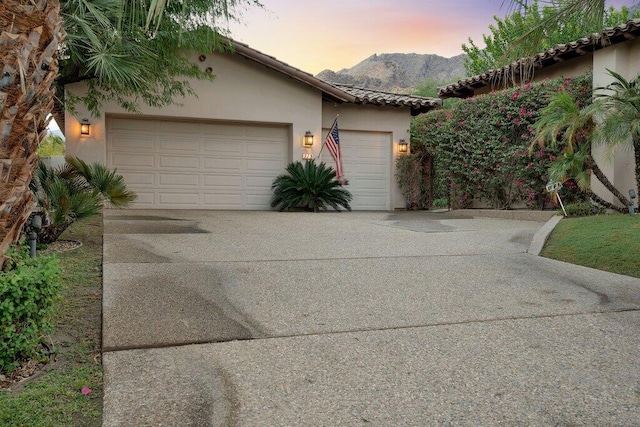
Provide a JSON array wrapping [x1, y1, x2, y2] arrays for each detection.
[[80, 119, 90, 136], [302, 153, 313, 161], [303, 131, 314, 147], [398, 139, 409, 154]]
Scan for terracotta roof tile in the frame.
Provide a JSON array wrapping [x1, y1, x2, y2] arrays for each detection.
[[438, 18, 640, 99], [223, 39, 440, 113], [331, 84, 441, 114]]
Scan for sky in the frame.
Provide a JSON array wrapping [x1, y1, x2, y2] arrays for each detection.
[[227, 0, 632, 75]]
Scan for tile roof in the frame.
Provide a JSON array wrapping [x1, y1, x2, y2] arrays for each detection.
[[225, 39, 440, 114], [438, 18, 640, 99], [332, 84, 441, 114]]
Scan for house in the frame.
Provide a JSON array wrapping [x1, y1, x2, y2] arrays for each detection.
[[438, 19, 640, 207], [64, 39, 440, 211]]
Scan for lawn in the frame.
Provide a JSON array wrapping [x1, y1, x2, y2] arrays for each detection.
[[541, 214, 640, 278], [0, 215, 103, 426]]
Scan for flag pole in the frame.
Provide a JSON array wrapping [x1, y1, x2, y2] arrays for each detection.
[[315, 114, 339, 160]]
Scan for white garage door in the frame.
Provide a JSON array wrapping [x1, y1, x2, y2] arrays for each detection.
[[107, 117, 289, 209], [321, 130, 391, 210]]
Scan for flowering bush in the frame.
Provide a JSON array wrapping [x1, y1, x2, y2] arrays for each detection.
[[407, 73, 592, 209]]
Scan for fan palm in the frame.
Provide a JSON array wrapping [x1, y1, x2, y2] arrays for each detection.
[[30, 156, 136, 243], [271, 161, 352, 212]]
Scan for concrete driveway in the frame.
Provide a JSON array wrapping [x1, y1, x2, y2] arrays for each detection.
[[102, 210, 640, 426]]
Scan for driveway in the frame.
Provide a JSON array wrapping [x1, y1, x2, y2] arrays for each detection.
[[102, 210, 640, 426]]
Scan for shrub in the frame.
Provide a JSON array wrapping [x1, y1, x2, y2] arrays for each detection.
[[433, 197, 448, 208], [0, 244, 61, 373], [408, 73, 593, 210], [37, 133, 65, 157], [563, 201, 606, 217], [31, 156, 136, 243], [271, 160, 352, 212], [396, 152, 432, 209]]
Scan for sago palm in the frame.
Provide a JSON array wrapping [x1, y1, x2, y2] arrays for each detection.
[[271, 160, 352, 212]]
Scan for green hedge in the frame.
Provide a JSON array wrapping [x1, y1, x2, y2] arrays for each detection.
[[407, 73, 593, 209], [0, 245, 61, 373]]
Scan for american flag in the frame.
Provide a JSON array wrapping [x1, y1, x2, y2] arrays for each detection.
[[324, 118, 344, 181]]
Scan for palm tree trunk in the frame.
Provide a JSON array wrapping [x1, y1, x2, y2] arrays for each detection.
[[587, 157, 630, 207], [0, 0, 63, 268], [634, 135, 640, 206]]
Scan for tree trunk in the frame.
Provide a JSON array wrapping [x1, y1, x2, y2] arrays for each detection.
[[0, 0, 63, 268], [587, 157, 630, 207]]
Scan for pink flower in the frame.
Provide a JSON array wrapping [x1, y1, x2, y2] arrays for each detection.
[[513, 118, 521, 125], [525, 82, 532, 90], [512, 92, 519, 100], [82, 386, 92, 395], [515, 179, 523, 187]]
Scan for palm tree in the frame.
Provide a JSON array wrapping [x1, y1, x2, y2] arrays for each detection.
[[271, 161, 352, 212], [0, 0, 259, 267], [0, 0, 63, 267], [532, 89, 629, 211], [31, 156, 136, 243], [589, 70, 640, 196]]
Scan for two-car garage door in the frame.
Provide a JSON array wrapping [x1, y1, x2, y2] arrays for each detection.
[[107, 117, 289, 209], [107, 117, 392, 210]]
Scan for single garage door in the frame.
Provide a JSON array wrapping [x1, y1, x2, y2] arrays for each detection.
[[321, 130, 391, 210], [107, 117, 289, 209]]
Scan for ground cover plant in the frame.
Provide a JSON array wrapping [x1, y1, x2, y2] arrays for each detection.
[[0, 215, 103, 425], [405, 73, 593, 209], [541, 214, 640, 278]]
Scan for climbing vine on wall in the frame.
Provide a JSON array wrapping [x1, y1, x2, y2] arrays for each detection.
[[403, 73, 592, 209]]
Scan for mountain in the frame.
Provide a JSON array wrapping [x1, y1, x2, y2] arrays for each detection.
[[316, 53, 467, 94]]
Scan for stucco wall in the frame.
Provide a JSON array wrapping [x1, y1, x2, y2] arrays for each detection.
[[322, 103, 411, 210], [591, 37, 640, 207], [65, 51, 416, 211], [65, 51, 322, 166]]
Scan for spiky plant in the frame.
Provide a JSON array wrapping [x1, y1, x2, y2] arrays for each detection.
[[271, 160, 352, 212], [30, 157, 136, 243]]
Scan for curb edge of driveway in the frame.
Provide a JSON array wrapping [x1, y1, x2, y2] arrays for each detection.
[[527, 215, 563, 256]]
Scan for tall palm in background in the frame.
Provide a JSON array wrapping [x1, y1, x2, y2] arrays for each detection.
[[0, 0, 260, 267]]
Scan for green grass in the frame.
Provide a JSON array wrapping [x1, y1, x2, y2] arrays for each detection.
[[541, 214, 640, 278], [0, 215, 103, 426]]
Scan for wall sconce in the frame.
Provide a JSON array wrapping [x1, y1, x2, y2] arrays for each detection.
[[80, 119, 90, 136], [302, 153, 313, 161], [398, 139, 409, 154], [303, 131, 314, 147]]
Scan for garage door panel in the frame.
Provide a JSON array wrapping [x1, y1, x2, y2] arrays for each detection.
[[111, 153, 155, 168], [158, 192, 200, 206], [246, 158, 284, 172], [120, 172, 155, 186], [158, 155, 200, 169], [203, 142, 243, 155], [204, 157, 242, 171], [159, 137, 200, 152], [158, 173, 199, 186], [132, 194, 156, 208], [203, 193, 242, 207], [246, 141, 287, 157], [203, 175, 243, 188], [108, 117, 288, 209], [245, 175, 275, 189], [109, 136, 155, 151]]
